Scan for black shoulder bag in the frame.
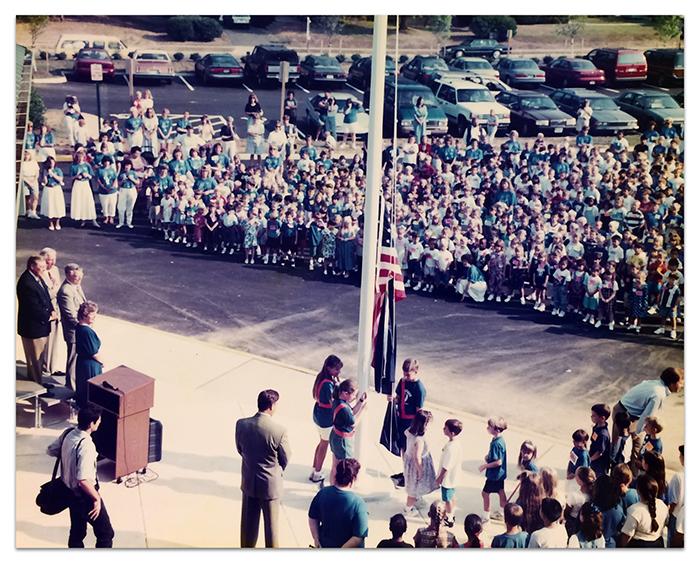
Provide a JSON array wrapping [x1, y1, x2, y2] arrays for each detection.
[[36, 429, 84, 515]]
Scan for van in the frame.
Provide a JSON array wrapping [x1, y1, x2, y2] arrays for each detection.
[[583, 48, 647, 85], [644, 49, 683, 87], [55, 34, 128, 58], [383, 76, 448, 137]]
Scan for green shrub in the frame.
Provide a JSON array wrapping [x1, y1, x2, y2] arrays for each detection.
[[29, 88, 46, 128], [335, 53, 346, 63], [470, 15, 517, 42], [167, 16, 195, 41], [399, 54, 409, 63], [351, 53, 362, 62], [192, 16, 223, 41], [173, 52, 184, 61], [38, 51, 48, 60], [189, 53, 201, 62], [543, 55, 554, 65], [514, 16, 560, 25], [56, 52, 67, 60], [111, 52, 122, 60], [532, 57, 541, 64]]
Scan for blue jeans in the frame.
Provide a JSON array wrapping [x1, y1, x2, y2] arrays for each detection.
[[554, 285, 568, 310]]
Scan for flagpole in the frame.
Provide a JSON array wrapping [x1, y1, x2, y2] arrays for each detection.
[[355, 14, 388, 473]]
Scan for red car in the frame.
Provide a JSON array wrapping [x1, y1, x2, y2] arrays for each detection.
[[544, 57, 605, 88], [584, 48, 647, 84], [73, 48, 115, 81]]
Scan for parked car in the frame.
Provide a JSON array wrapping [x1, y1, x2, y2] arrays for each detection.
[[428, 76, 510, 137], [615, 90, 684, 131], [674, 91, 684, 108], [495, 90, 575, 136], [56, 34, 127, 58], [548, 89, 638, 134], [583, 48, 647, 84], [442, 38, 507, 62], [447, 57, 500, 80], [494, 58, 545, 87], [299, 55, 347, 87], [644, 48, 683, 87], [400, 55, 449, 84], [305, 92, 369, 137], [383, 76, 448, 137], [132, 50, 175, 84], [542, 57, 605, 88], [243, 45, 300, 85], [72, 48, 115, 81], [194, 53, 243, 85], [219, 15, 251, 28], [347, 56, 396, 90]]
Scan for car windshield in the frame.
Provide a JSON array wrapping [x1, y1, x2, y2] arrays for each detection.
[[137, 53, 168, 61], [674, 52, 684, 68], [264, 51, 298, 63], [421, 58, 448, 71], [456, 89, 495, 103], [210, 55, 237, 65], [78, 50, 110, 60], [569, 60, 596, 70], [588, 97, 618, 110], [512, 60, 538, 69], [618, 53, 645, 65], [643, 96, 680, 110], [398, 91, 438, 108], [520, 96, 557, 109], [460, 59, 492, 70], [313, 57, 342, 70]]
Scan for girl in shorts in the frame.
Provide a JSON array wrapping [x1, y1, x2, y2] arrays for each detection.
[[328, 379, 367, 486], [310, 355, 343, 483]]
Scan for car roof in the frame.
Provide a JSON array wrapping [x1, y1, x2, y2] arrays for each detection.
[[433, 77, 489, 89], [134, 49, 169, 55], [555, 88, 609, 98], [453, 56, 493, 63], [257, 44, 294, 51], [387, 75, 431, 89], [506, 90, 548, 97], [590, 47, 644, 53], [644, 48, 683, 53], [621, 90, 672, 97], [77, 47, 109, 53], [500, 57, 537, 62]]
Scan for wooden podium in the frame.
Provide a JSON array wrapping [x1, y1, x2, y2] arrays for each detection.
[[88, 365, 155, 479]]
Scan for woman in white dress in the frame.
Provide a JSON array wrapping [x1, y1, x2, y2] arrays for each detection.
[[22, 150, 41, 219], [142, 107, 159, 155], [63, 95, 81, 148], [39, 156, 66, 230], [200, 115, 215, 154], [69, 150, 99, 228], [246, 114, 265, 167]]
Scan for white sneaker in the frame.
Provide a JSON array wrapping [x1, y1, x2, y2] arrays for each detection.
[[404, 280, 411, 289], [250, 258, 255, 265], [403, 506, 418, 517], [481, 515, 490, 524], [116, 224, 123, 229], [272, 255, 277, 264], [654, 327, 665, 335], [504, 295, 512, 303], [221, 246, 227, 254], [263, 255, 269, 264], [428, 285, 434, 293], [670, 330, 677, 339], [627, 324, 636, 331], [595, 320, 601, 328], [552, 309, 558, 316], [583, 314, 589, 323], [487, 294, 494, 301], [589, 316, 595, 325], [186, 242, 192, 248], [540, 303, 547, 312], [491, 511, 504, 521], [414, 282, 422, 291], [496, 296, 501, 302], [309, 261, 314, 270], [609, 322, 614, 331], [558, 310, 565, 317], [648, 306, 658, 315], [527, 293, 536, 301], [534, 302, 540, 310], [244, 259, 249, 264], [520, 297, 526, 305], [422, 284, 428, 292], [193, 243, 198, 249], [229, 248, 235, 255], [324, 269, 328, 276], [309, 471, 325, 483]]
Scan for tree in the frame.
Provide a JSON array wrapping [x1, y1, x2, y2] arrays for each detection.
[[17, 15, 50, 49], [428, 15, 452, 39], [313, 16, 345, 50], [29, 88, 47, 128], [556, 16, 587, 56], [470, 16, 517, 42], [654, 16, 683, 48]]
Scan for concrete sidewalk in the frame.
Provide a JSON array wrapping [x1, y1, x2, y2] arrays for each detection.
[[16, 315, 588, 548]]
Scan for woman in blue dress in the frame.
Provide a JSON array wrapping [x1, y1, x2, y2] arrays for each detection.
[[328, 378, 367, 486], [413, 97, 428, 143], [310, 355, 343, 483], [75, 301, 104, 408], [341, 97, 362, 149], [336, 216, 357, 278], [125, 106, 144, 151]]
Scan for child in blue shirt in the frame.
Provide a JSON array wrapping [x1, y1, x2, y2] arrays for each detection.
[[641, 416, 663, 455], [478, 416, 508, 523], [589, 404, 611, 476], [491, 503, 529, 548], [567, 429, 590, 481], [517, 440, 538, 474]]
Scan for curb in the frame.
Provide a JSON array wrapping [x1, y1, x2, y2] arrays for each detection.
[[33, 75, 67, 84]]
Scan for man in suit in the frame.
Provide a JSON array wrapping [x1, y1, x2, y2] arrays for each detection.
[[57, 263, 86, 391], [17, 255, 57, 384], [235, 389, 290, 548]]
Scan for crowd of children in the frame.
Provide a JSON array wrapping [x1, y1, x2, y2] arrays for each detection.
[[23, 95, 684, 337]]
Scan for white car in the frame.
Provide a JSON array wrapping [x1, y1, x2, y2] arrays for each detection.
[[132, 50, 175, 84], [428, 77, 510, 137], [447, 57, 500, 80], [306, 93, 370, 136]]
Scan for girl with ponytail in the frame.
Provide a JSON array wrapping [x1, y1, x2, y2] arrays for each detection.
[[619, 474, 669, 547], [413, 500, 458, 547], [328, 378, 366, 486], [310, 355, 343, 483]]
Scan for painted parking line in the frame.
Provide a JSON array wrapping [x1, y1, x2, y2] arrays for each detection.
[[346, 83, 364, 94], [179, 75, 194, 91], [295, 83, 310, 94], [600, 87, 619, 94], [646, 85, 670, 92], [243, 82, 253, 93], [123, 75, 129, 86]]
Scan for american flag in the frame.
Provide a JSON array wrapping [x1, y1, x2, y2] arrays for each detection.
[[372, 200, 405, 393]]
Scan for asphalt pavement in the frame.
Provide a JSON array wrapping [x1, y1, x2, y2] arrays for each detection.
[[16, 214, 684, 471]]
